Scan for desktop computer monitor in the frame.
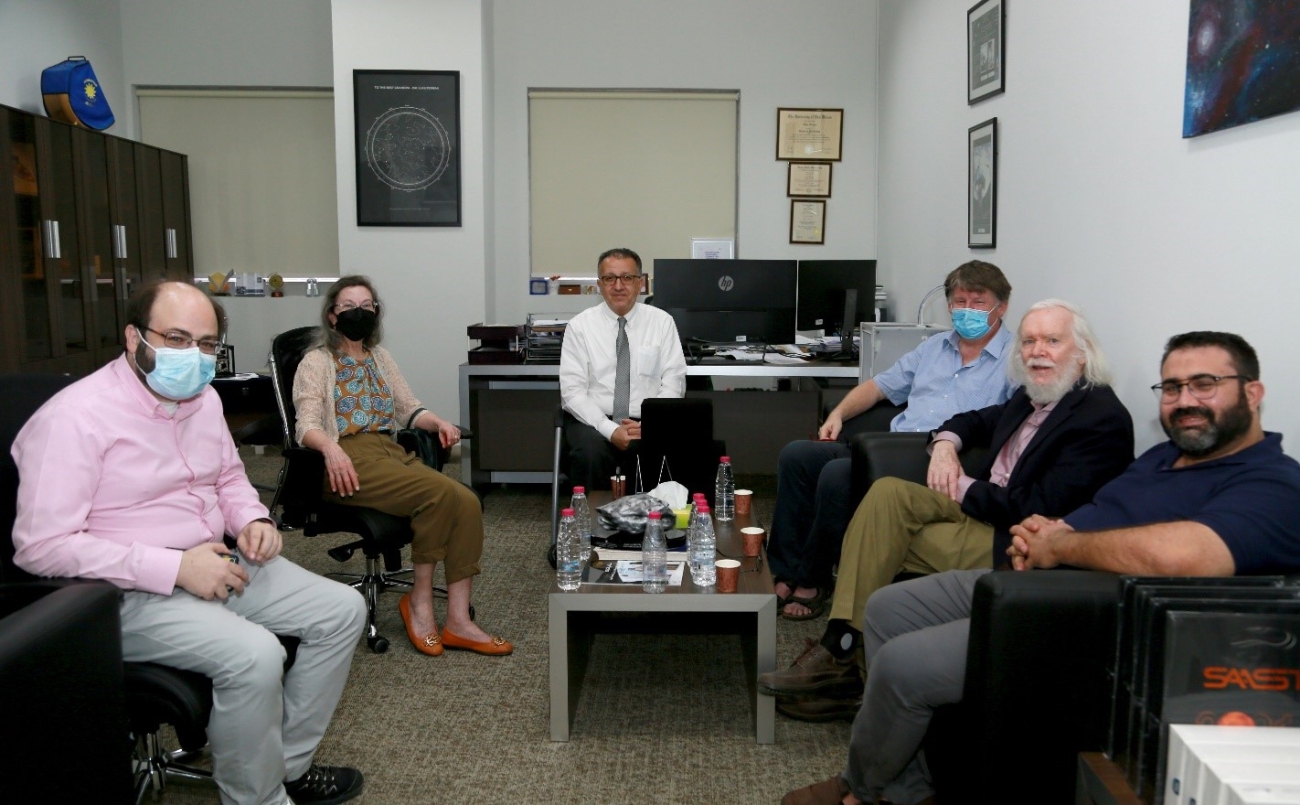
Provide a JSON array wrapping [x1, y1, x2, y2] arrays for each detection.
[[796, 259, 878, 336], [652, 259, 798, 345]]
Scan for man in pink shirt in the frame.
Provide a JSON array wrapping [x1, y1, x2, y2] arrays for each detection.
[[12, 281, 366, 805], [760, 300, 1135, 719]]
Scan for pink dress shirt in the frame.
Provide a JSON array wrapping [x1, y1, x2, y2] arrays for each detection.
[[11, 356, 268, 595], [935, 399, 1059, 502]]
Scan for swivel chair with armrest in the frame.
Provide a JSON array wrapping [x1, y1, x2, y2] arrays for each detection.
[[268, 326, 475, 653], [0, 372, 298, 804]]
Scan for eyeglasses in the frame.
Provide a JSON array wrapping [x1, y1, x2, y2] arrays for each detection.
[[1151, 374, 1251, 402], [142, 326, 223, 355], [333, 301, 380, 313], [598, 274, 642, 287]]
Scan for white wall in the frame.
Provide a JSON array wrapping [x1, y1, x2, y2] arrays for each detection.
[[878, 0, 1300, 450], [331, 0, 488, 420], [489, 0, 880, 322], [0, 0, 127, 121]]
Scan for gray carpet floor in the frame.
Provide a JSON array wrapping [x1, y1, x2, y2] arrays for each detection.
[[155, 448, 850, 804]]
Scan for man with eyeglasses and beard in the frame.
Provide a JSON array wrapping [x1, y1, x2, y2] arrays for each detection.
[[781, 330, 1300, 805], [559, 247, 687, 490], [12, 280, 367, 805]]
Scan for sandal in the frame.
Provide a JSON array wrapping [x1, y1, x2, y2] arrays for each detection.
[[774, 580, 793, 612], [781, 587, 829, 621]]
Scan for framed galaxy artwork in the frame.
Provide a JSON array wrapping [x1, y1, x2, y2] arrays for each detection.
[[354, 70, 461, 226], [1183, 1, 1300, 137], [968, 118, 997, 248]]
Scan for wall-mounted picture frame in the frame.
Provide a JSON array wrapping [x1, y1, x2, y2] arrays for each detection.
[[968, 0, 1005, 104], [787, 161, 833, 198], [968, 118, 997, 248], [776, 108, 843, 161], [790, 199, 826, 245], [353, 69, 461, 227]]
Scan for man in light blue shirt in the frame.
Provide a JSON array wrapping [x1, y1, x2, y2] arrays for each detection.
[[770, 261, 1018, 619]]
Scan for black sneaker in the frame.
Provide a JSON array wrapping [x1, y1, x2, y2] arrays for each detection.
[[285, 764, 364, 805]]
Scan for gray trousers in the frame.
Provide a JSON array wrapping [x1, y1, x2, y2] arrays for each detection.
[[841, 568, 992, 805], [120, 554, 367, 805]]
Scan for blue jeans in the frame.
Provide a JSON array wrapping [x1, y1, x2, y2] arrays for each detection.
[[767, 439, 854, 589]]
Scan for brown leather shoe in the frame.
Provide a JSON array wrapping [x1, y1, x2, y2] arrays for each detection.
[[776, 694, 862, 723], [782, 775, 852, 805], [398, 593, 443, 656], [758, 638, 863, 697], [440, 628, 514, 656]]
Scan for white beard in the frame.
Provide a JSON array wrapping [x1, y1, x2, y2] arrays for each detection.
[[1015, 358, 1083, 405]]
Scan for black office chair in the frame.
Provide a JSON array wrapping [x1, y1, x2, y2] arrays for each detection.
[[547, 398, 725, 566], [0, 372, 297, 803], [268, 326, 473, 653]]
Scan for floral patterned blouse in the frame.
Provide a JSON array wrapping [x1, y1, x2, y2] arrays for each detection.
[[332, 353, 395, 437]]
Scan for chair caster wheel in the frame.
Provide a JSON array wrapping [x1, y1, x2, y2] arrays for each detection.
[[367, 635, 389, 653]]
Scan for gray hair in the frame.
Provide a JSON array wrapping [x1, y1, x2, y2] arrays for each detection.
[[1016, 298, 1112, 387]]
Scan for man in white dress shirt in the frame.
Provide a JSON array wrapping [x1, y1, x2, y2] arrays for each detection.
[[559, 247, 688, 491]]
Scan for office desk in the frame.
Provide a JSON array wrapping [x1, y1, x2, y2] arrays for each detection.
[[459, 361, 858, 488]]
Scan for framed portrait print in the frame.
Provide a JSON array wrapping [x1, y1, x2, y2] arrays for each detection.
[[787, 162, 833, 198], [353, 69, 461, 226], [776, 108, 843, 161], [968, 0, 1005, 104], [790, 200, 826, 245], [968, 118, 997, 248]]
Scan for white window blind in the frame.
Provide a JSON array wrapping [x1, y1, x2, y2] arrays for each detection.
[[138, 90, 339, 278], [528, 89, 738, 277]]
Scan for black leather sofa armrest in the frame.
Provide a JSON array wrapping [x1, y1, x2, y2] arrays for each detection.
[[848, 431, 931, 506]]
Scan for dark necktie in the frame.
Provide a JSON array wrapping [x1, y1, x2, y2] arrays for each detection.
[[612, 316, 630, 421]]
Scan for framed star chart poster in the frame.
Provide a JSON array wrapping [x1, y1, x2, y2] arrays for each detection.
[[354, 70, 461, 226]]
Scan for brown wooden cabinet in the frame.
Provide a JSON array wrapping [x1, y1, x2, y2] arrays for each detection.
[[0, 103, 193, 375]]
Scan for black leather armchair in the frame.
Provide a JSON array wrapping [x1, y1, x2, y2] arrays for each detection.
[[845, 427, 1122, 803]]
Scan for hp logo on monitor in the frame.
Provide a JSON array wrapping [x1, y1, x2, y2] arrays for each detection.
[[717, 275, 735, 291]]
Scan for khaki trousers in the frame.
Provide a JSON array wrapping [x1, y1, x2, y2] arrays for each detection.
[[828, 476, 993, 624], [331, 432, 483, 583]]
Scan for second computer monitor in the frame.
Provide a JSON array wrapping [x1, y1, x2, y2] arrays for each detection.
[[652, 259, 798, 345], [796, 259, 878, 335]]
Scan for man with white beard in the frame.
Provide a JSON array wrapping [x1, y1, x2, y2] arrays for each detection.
[[761, 300, 1135, 718]]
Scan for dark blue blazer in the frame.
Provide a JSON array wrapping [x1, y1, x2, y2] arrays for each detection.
[[936, 381, 1135, 561]]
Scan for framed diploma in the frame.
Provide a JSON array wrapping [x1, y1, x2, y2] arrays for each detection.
[[787, 162, 833, 198], [354, 69, 461, 226], [968, 118, 997, 248], [776, 108, 843, 161], [967, 0, 1005, 104], [790, 200, 827, 245]]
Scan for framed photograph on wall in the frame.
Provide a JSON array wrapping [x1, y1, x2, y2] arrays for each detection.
[[353, 69, 461, 226], [968, 0, 1005, 104], [790, 199, 826, 245], [787, 161, 833, 198], [776, 108, 843, 161], [968, 118, 997, 248]]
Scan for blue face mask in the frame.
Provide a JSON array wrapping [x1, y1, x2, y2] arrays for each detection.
[[140, 340, 217, 400], [950, 307, 994, 340]]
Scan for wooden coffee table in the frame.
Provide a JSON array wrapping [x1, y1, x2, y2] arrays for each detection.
[[548, 495, 777, 743]]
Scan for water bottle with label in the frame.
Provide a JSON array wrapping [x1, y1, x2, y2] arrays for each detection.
[[690, 503, 717, 587], [714, 456, 735, 521], [570, 486, 595, 566], [642, 511, 667, 594], [556, 507, 581, 591]]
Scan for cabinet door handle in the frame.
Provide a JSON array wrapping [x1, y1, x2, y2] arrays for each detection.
[[166, 228, 177, 259], [113, 224, 128, 260], [51, 220, 62, 259]]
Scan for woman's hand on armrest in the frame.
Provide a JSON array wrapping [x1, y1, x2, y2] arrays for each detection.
[[301, 429, 361, 497]]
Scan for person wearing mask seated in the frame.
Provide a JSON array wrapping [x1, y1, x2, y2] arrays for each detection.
[[293, 275, 512, 658]]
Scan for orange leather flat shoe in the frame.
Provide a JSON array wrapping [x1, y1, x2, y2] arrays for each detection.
[[440, 629, 514, 656], [398, 593, 443, 656]]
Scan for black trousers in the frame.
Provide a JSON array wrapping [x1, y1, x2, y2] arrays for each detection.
[[563, 412, 640, 493]]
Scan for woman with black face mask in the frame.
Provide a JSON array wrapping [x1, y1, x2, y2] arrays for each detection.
[[293, 275, 512, 658]]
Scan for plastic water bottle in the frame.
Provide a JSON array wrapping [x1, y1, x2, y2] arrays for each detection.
[[642, 511, 667, 593], [714, 456, 735, 521], [690, 503, 717, 587], [570, 486, 595, 566], [556, 508, 581, 591]]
